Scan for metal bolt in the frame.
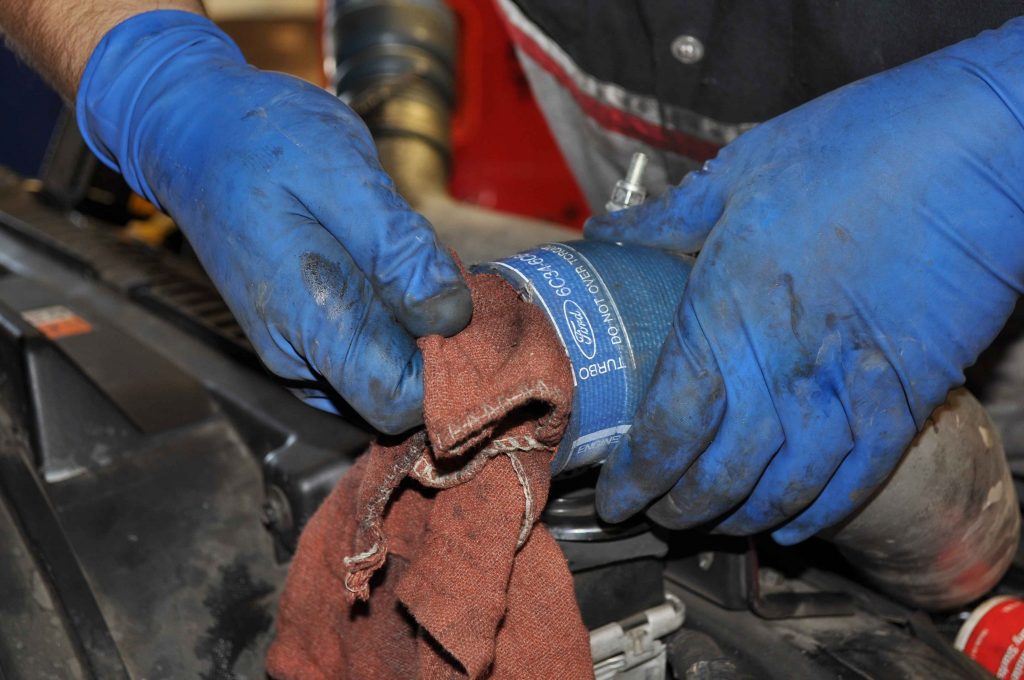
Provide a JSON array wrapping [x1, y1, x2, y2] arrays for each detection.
[[260, 486, 293, 533], [671, 35, 704, 65], [624, 152, 648, 187], [260, 501, 278, 528], [605, 151, 650, 213], [697, 551, 715, 571]]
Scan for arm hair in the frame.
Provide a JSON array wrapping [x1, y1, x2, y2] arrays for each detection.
[[0, 0, 204, 99]]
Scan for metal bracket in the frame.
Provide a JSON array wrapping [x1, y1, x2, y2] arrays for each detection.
[[591, 594, 685, 680], [665, 538, 855, 620]]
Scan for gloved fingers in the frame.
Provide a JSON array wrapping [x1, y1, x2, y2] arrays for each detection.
[[254, 321, 323, 383], [303, 160, 472, 339], [584, 163, 728, 252], [713, 379, 854, 535], [256, 226, 425, 434], [595, 300, 726, 524], [645, 343, 786, 530], [770, 354, 916, 545], [637, 268, 787, 530], [297, 245, 426, 434]]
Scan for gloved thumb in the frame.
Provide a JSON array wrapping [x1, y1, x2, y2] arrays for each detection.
[[310, 161, 472, 339], [584, 162, 728, 253]]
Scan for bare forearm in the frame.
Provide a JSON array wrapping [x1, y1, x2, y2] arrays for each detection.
[[0, 0, 204, 99]]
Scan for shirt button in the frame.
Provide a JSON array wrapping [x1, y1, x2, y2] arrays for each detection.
[[670, 35, 705, 65]]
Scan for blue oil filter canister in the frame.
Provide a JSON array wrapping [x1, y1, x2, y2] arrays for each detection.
[[476, 240, 693, 475]]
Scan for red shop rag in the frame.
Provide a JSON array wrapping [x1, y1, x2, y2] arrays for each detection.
[[266, 270, 593, 679]]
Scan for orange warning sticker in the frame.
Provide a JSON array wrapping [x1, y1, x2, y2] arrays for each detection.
[[21, 305, 93, 340]]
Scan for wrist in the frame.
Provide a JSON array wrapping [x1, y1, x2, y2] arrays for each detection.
[[76, 10, 245, 207], [945, 18, 1024, 274], [933, 17, 1024, 126]]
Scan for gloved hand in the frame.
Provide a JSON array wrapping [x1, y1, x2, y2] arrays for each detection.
[[77, 11, 471, 434], [586, 19, 1024, 544]]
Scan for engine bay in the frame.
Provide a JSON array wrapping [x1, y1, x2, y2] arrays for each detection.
[[0, 169, 1021, 679]]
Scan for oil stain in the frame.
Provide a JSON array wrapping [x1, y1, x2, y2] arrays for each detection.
[[300, 251, 352, 321], [194, 559, 274, 680]]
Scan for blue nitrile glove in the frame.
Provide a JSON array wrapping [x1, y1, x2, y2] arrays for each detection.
[[77, 11, 471, 434], [586, 19, 1024, 544]]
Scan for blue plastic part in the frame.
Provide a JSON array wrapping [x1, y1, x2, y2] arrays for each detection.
[[479, 241, 693, 474]]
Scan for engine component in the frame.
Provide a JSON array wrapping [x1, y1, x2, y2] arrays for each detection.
[[331, 0, 578, 265], [664, 537, 854, 620], [827, 388, 1020, 610], [479, 240, 693, 473], [590, 594, 685, 680], [665, 629, 740, 680], [331, 0, 455, 154], [0, 138, 1016, 680], [605, 152, 649, 213]]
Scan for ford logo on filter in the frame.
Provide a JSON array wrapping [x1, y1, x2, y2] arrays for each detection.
[[563, 299, 597, 360]]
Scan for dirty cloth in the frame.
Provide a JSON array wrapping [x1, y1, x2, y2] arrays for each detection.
[[267, 271, 592, 679]]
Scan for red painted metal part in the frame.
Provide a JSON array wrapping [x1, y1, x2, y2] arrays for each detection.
[[445, 0, 589, 228]]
